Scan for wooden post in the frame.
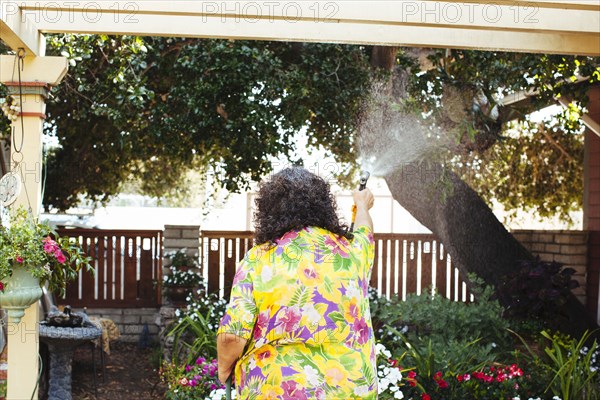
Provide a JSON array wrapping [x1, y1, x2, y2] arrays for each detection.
[[0, 54, 68, 400]]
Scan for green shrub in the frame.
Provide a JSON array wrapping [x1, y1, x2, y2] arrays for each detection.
[[371, 276, 511, 357]]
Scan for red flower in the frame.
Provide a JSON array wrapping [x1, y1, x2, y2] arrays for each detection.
[[0, 281, 4, 292], [407, 370, 418, 387], [434, 371, 443, 381], [16, 256, 23, 263], [437, 379, 449, 389], [422, 394, 430, 400]]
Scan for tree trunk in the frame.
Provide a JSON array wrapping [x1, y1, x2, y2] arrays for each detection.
[[368, 45, 598, 338], [384, 162, 598, 338]]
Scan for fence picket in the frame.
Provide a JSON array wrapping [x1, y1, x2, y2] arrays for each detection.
[[57, 229, 162, 308], [199, 231, 470, 303]]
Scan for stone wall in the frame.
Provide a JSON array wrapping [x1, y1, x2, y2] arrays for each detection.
[[512, 230, 588, 304], [76, 307, 161, 343], [163, 225, 201, 257]]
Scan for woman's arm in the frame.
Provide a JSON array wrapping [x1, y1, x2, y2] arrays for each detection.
[[353, 188, 374, 231], [217, 333, 248, 384]]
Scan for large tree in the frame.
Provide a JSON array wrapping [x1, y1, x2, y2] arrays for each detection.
[[366, 49, 599, 337], [1, 37, 598, 334]]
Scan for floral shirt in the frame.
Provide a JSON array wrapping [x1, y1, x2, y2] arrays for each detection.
[[217, 225, 377, 399]]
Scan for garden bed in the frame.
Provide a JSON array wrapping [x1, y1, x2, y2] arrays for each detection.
[[70, 341, 165, 400]]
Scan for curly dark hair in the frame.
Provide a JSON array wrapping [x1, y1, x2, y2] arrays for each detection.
[[253, 167, 352, 245]]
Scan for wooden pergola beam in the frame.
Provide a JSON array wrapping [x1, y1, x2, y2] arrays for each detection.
[[0, 2, 45, 55], [12, 0, 600, 56]]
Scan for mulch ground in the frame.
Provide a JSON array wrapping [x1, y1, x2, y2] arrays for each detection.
[[71, 341, 166, 400]]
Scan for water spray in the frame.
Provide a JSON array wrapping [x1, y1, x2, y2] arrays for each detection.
[[350, 170, 370, 231]]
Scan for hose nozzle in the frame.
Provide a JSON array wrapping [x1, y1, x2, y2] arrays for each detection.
[[358, 171, 370, 191]]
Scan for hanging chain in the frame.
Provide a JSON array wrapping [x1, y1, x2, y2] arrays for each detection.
[[11, 49, 26, 155]]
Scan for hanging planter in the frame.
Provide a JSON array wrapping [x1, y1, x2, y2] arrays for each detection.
[[0, 208, 94, 324], [0, 267, 43, 323]]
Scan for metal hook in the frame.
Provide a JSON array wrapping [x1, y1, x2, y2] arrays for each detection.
[[17, 48, 26, 71]]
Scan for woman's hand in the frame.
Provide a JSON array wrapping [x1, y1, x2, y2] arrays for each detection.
[[353, 188, 374, 231], [217, 333, 247, 384], [353, 188, 374, 210], [218, 365, 233, 386]]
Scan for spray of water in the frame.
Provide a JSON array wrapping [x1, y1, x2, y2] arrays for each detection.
[[356, 83, 442, 177]]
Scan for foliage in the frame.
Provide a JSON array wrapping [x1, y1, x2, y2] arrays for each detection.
[[163, 266, 203, 287], [160, 356, 225, 400], [165, 249, 199, 268], [167, 289, 227, 364], [2, 38, 597, 218], [165, 247, 198, 268], [375, 343, 408, 399], [0, 208, 92, 296], [539, 330, 599, 400], [497, 257, 579, 329], [0, 36, 372, 210], [168, 310, 217, 365], [457, 116, 585, 223], [371, 277, 510, 356], [406, 50, 599, 221]]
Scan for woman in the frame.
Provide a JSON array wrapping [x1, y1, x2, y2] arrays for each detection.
[[217, 167, 376, 399]]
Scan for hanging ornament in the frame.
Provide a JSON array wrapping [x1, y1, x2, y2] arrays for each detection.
[[0, 49, 27, 209]]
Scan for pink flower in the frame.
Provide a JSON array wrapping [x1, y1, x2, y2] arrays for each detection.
[[179, 377, 188, 386], [55, 251, 66, 264], [43, 236, 59, 254], [0, 282, 4, 292], [15, 256, 23, 263]]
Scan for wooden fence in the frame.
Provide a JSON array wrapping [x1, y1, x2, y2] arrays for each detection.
[[200, 231, 471, 301], [57, 229, 163, 308]]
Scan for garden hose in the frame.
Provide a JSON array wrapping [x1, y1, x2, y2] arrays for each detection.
[[350, 171, 370, 231], [226, 375, 232, 400]]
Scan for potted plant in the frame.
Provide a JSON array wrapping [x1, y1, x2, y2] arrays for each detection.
[[163, 249, 202, 304], [0, 208, 93, 323]]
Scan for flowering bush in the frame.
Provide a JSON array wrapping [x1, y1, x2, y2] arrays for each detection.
[[167, 289, 228, 364], [163, 266, 204, 287], [376, 343, 406, 399], [175, 288, 228, 329], [165, 248, 199, 268], [0, 208, 92, 296], [161, 357, 229, 400]]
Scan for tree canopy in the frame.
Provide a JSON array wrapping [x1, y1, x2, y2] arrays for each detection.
[[0, 37, 598, 219]]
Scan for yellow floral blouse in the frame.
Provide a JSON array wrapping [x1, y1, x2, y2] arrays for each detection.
[[217, 225, 377, 399]]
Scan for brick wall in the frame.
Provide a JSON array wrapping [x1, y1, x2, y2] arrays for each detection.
[[512, 230, 588, 304], [74, 307, 160, 343], [163, 225, 201, 258]]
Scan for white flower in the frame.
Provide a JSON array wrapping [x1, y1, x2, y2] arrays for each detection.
[[394, 390, 404, 399], [354, 385, 370, 396], [302, 303, 321, 326], [376, 343, 391, 358], [387, 367, 402, 384], [304, 365, 321, 386], [378, 377, 390, 393]]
